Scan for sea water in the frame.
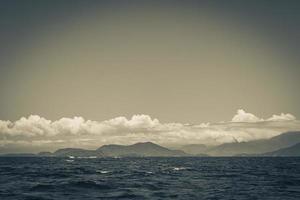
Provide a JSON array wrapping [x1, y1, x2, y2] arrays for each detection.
[[0, 157, 299, 199]]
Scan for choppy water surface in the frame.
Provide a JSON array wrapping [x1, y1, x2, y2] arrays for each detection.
[[0, 157, 299, 200]]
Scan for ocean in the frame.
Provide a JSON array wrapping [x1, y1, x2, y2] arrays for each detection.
[[0, 157, 299, 200]]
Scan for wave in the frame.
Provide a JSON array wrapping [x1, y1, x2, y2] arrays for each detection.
[[172, 166, 190, 171], [96, 170, 110, 174]]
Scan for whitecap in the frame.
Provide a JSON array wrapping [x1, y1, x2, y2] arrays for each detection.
[[173, 167, 187, 171], [88, 156, 97, 159], [96, 170, 110, 174]]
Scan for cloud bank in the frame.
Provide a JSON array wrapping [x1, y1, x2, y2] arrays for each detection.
[[231, 109, 296, 122], [0, 110, 299, 153]]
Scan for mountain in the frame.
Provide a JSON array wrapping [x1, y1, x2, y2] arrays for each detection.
[[0, 142, 187, 157], [263, 143, 300, 157], [97, 142, 187, 157], [2, 133, 299, 157], [53, 148, 104, 157], [179, 144, 209, 155], [206, 131, 300, 156]]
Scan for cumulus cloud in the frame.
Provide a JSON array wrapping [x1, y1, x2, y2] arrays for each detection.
[[267, 113, 296, 122], [231, 109, 262, 122], [231, 109, 296, 123], [0, 110, 299, 153]]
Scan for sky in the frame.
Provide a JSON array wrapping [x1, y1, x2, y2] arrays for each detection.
[[0, 1, 300, 152]]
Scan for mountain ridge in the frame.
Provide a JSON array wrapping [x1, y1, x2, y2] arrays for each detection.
[[97, 141, 187, 157], [4, 142, 189, 158], [1, 131, 300, 157], [207, 131, 300, 156], [262, 142, 300, 157], [178, 131, 300, 156]]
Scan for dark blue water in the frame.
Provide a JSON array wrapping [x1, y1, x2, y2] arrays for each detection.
[[0, 157, 299, 200]]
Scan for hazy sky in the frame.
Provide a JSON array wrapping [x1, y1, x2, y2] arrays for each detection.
[[0, 0, 300, 153], [0, 0, 299, 123]]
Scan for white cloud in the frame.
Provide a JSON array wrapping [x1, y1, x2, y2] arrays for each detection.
[[13, 115, 53, 136], [52, 116, 88, 135], [231, 109, 262, 122], [0, 109, 299, 152], [267, 113, 296, 122], [193, 123, 210, 128], [231, 109, 296, 123]]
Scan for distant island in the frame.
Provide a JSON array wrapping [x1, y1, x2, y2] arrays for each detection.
[[1, 132, 300, 158], [180, 131, 300, 157], [0, 142, 189, 158]]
